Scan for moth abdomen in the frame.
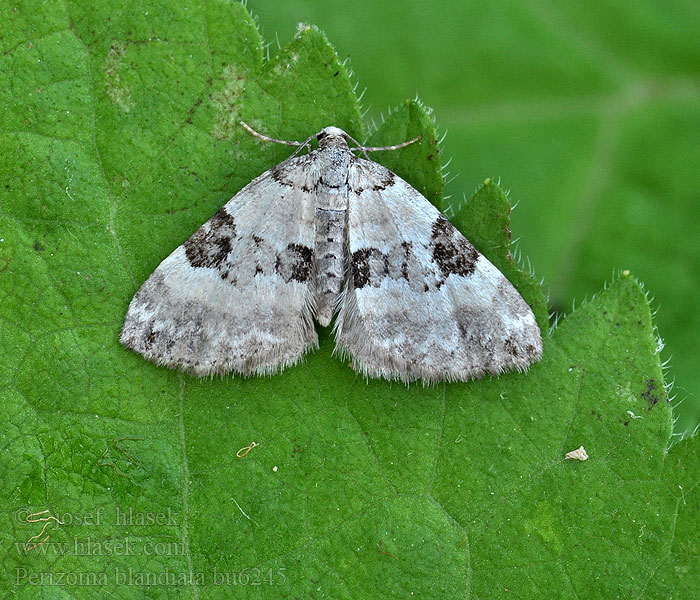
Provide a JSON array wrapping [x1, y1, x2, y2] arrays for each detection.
[[314, 207, 346, 326]]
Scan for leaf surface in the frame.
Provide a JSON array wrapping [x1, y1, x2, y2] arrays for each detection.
[[0, 2, 696, 598]]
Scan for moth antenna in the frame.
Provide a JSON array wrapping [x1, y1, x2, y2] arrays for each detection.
[[239, 121, 314, 154], [350, 135, 422, 153]]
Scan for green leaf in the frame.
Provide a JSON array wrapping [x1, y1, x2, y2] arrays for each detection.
[[1, 2, 697, 598], [247, 0, 700, 434]]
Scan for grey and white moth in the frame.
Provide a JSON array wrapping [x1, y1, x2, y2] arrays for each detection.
[[121, 123, 542, 382]]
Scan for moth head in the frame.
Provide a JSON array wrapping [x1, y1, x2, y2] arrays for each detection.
[[317, 127, 349, 149]]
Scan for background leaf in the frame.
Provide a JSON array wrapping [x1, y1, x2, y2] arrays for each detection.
[[247, 0, 700, 434], [0, 1, 697, 598]]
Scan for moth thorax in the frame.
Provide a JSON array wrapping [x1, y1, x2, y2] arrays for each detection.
[[319, 148, 352, 188]]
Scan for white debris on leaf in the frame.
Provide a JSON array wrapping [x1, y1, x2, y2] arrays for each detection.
[[565, 446, 589, 461]]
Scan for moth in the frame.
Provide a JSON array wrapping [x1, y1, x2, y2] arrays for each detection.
[[121, 122, 542, 382]]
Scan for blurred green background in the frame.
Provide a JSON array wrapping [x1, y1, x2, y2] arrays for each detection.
[[247, 0, 700, 434]]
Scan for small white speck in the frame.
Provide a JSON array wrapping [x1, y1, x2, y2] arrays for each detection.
[[272, 465, 278, 472], [565, 446, 588, 461]]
